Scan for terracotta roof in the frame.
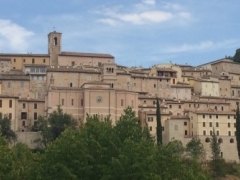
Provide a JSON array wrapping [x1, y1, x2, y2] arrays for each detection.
[[156, 68, 177, 72], [0, 75, 29, 80], [18, 98, 45, 102], [189, 110, 235, 115], [47, 67, 100, 74], [60, 51, 114, 58], [171, 84, 192, 88], [182, 68, 211, 72], [0, 53, 49, 57], [0, 95, 18, 98], [170, 115, 190, 119], [0, 58, 11, 61], [24, 64, 47, 67]]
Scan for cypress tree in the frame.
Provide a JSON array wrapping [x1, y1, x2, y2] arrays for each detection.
[[236, 102, 240, 160], [156, 97, 162, 145]]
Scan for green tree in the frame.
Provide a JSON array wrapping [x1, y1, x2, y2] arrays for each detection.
[[210, 127, 224, 177], [236, 102, 240, 161], [156, 140, 208, 180], [0, 113, 17, 142], [233, 48, 240, 63], [186, 138, 205, 161], [33, 106, 78, 146], [156, 97, 162, 145]]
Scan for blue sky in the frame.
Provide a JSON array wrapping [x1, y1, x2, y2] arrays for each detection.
[[0, 0, 239, 67]]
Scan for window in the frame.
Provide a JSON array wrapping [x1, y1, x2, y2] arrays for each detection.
[[0, 100, 2, 108], [228, 115, 230, 119], [23, 59, 25, 62], [184, 122, 187, 126], [175, 125, 178, 130], [149, 126, 152, 131], [9, 100, 12, 108], [34, 103, 37, 109], [81, 99, 83, 106], [121, 99, 124, 106], [203, 122, 205, 127], [162, 126, 164, 131], [148, 117, 153, 122], [179, 105, 181, 109], [205, 137, 210, 142], [154, 84, 156, 88], [203, 114, 205, 119], [153, 101, 155, 105], [7, 81, 11, 88], [62, 99, 64, 105], [216, 131, 219, 136], [209, 115, 212, 119], [228, 131, 231, 136], [69, 83, 73, 87], [54, 37, 58, 45], [203, 130, 206, 135], [216, 115, 218, 119], [210, 130, 213, 135], [218, 138, 223, 143], [230, 138, 234, 143], [22, 121, 25, 127], [228, 123, 230, 128], [21, 112, 27, 119], [185, 130, 188, 135], [209, 122, 212, 127], [216, 122, 219, 127], [43, 59, 46, 63], [34, 112, 37, 120], [9, 113, 12, 119], [14, 59, 16, 62], [169, 105, 172, 108], [23, 103, 26, 108], [32, 58, 35, 64], [189, 104, 191, 107], [71, 99, 74, 106]]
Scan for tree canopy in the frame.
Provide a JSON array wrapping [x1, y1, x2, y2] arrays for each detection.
[[233, 48, 240, 63], [0, 107, 209, 179], [0, 113, 17, 142]]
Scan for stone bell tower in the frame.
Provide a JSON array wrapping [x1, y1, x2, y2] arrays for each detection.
[[48, 31, 62, 66]]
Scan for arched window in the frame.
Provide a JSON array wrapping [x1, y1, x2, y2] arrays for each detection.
[[218, 138, 223, 144], [54, 37, 58, 45], [205, 137, 210, 143], [230, 138, 234, 143]]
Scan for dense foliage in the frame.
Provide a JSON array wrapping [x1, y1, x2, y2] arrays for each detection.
[[0, 107, 211, 179], [233, 48, 240, 63], [0, 113, 17, 142], [32, 106, 78, 146]]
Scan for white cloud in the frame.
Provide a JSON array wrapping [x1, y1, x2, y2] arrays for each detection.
[[163, 40, 239, 53], [119, 11, 173, 24], [163, 3, 182, 10], [142, 0, 155, 5], [0, 19, 34, 52], [98, 18, 118, 26], [97, 2, 191, 26]]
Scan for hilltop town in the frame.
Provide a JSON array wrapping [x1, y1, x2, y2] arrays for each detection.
[[0, 31, 239, 162]]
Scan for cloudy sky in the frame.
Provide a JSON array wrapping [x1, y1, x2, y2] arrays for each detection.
[[0, 0, 239, 67]]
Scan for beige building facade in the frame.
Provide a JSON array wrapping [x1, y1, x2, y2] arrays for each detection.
[[1, 31, 240, 162]]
